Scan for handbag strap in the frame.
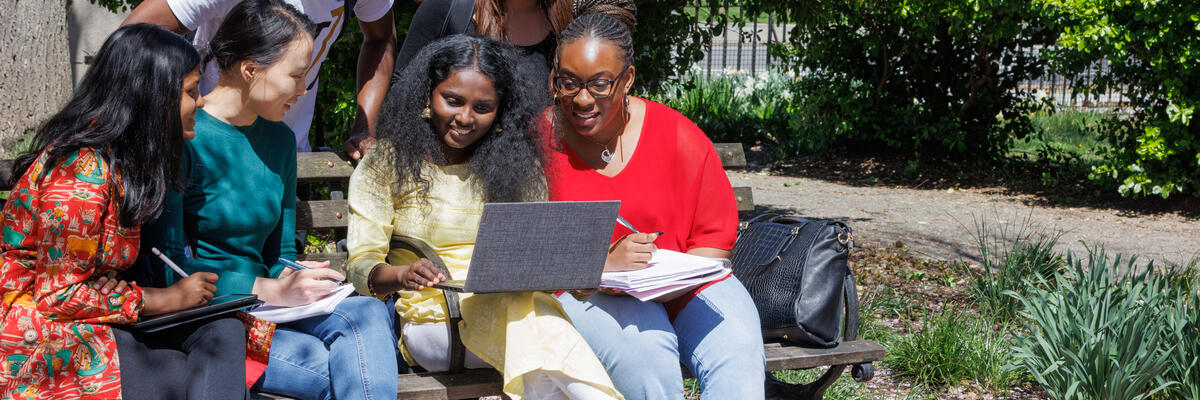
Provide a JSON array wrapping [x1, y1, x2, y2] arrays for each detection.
[[390, 235, 466, 373], [842, 272, 860, 342]]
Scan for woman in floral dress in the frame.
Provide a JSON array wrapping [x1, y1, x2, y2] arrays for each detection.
[[0, 24, 247, 399]]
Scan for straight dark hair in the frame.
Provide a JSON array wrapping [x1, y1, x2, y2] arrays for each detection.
[[205, 0, 317, 71], [375, 35, 546, 206], [12, 24, 201, 228]]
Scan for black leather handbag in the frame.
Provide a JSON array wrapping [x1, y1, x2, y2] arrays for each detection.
[[730, 214, 859, 348]]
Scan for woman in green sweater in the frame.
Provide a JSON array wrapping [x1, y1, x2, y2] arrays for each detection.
[[141, 1, 398, 399]]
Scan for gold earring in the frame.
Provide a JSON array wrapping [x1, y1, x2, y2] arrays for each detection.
[[493, 125, 503, 133], [420, 104, 431, 120]]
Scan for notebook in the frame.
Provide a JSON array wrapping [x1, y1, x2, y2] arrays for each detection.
[[435, 201, 620, 293], [249, 283, 356, 323], [600, 250, 732, 301], [122, 294, 261, 333]]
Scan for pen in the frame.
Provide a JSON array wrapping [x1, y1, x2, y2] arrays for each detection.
[[277, 257, 310, 271], [277, 258, 345, 284], [616, 215, 664, 237], [151, 247, 189, 278]]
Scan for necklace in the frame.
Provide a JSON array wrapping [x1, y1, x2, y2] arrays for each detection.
[[599, 134, 619, 163]]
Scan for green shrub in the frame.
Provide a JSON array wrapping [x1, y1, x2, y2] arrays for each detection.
[[885, 309, 1017, 389], [1008, 249, 1186, 400], [655, 68, 794, 149], [740, 0, 1056, 161], [956, 212, 1063, 320], [1040, 0, 1200, 198]]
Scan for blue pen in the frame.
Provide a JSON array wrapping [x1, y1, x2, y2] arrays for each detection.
[[278, 258, 345, 284]]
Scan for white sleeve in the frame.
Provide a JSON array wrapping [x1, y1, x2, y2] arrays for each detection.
[[353, 0, 393, 23], [165, 0, 241, 31]]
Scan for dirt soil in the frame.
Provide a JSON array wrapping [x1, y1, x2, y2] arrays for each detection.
[[729, 153, 1199, 266]]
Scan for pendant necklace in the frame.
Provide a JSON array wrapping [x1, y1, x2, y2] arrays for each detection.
[[599, 134, 619, 163]]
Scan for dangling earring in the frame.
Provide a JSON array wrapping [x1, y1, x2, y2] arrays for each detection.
[[420, 99, 431, 120], [493, 125, 503, 133], [623, 96, 631, 126]]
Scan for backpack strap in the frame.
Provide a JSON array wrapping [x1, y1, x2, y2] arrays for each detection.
[[442, 0, 476, 36]]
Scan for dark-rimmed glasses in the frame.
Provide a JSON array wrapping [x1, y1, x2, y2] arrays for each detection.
[[552, 65, 630, 98]]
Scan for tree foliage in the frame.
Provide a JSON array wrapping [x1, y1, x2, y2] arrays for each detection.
[[741, 0, 1057, 161], [1042, 0, 1200, 198]]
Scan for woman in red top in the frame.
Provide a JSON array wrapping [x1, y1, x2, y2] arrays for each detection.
[[540, 13, 765, 400]]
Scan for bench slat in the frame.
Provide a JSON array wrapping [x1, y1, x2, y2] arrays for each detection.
[[397, 369, 503, 400], [734, 186, 755, 212], [395, 340, 886, 398], [297, 152, 355, 183], [296, 252, 348, 271], [296, 200, 349, 230], [763, 340, 885, 371], [714, 143, 747, 169]]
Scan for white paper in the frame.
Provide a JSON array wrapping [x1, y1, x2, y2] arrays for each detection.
[[249, 284, 356, 323], [600, 250, 731, 301]]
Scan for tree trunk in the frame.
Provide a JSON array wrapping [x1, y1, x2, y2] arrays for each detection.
[[0, 0, 71, 154]]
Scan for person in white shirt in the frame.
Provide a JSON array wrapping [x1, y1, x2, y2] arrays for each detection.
[[124, 0, 396, 156]]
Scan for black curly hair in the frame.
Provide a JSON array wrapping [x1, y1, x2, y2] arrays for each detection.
[[374, 34, 546, 205]]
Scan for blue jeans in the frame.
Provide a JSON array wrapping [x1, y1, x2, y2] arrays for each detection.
[[558, 276, 765, 400], [252, 296, 398, 400]]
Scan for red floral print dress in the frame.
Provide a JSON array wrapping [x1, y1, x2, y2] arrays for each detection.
[[0, 148, 143, 399]]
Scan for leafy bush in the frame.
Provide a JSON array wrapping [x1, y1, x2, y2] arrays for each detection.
[[655, 68, 794, 150], [1040, 0, 1200, 198], [740, 0, 1057, 161], [1008, 249, 1194, 399], [956, 212, 1063, 320], [885, 309, 1017, 389]]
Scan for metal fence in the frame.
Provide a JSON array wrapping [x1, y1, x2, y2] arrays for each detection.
[[687, 3, 1127, 110], [688, 2, 791, 78]]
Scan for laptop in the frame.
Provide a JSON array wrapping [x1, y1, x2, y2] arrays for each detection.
[[435, 201, 620, 293]]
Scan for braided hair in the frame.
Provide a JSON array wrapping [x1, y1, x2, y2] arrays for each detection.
[[572, 0, 636, 32], [558, 12, 634, 65]]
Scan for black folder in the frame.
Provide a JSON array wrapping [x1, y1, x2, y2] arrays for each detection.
[[122, 294, 262, 333]]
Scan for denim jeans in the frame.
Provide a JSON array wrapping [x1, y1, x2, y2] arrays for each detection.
[[558, 276, 765, 400], [252, 296, 398, 400]]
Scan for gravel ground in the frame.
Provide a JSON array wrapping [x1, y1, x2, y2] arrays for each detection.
[[729, 170, 1200, 266]]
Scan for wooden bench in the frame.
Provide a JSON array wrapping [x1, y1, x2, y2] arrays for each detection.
[[0, 143, 883, 400]]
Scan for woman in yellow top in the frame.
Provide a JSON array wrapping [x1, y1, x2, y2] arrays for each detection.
[[345, 34, 622, 400]]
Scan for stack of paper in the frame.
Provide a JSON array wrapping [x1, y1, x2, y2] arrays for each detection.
[[601, 250, 731, 301], [249, 284, 356, 323]]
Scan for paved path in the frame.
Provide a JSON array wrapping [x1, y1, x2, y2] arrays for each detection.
[[729, 171, 1199, 266]]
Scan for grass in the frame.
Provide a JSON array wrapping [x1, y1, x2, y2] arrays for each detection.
[[1011, 109, 1110, 164], [1008, 248, 1194, 400], [955, 210, 1063, 320], [884, 309, 1019, 390]]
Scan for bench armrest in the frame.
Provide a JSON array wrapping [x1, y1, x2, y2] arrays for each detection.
[[389, 235, 467, 373]]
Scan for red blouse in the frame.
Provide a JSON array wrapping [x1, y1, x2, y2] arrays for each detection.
[[542, 98, 738, 314], [0, 148, 144, 399]]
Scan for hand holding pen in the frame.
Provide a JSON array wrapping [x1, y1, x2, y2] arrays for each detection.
[[606, 215, 663, 272], [260, 258, 346, 307]]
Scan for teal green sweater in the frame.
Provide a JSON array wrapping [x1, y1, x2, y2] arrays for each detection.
[[143, 109, 296, 296]]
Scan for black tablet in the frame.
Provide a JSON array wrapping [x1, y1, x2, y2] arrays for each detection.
[[123, 294, 262, 333]]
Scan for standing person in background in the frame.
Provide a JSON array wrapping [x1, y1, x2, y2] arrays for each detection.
[[123, 0, 396, 156], [140, 1, 398, 398], [0, 24, 247, 400], [343, 0, 635, 160]]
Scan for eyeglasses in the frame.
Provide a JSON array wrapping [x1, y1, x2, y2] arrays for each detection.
[[552, 65, 630, 98]]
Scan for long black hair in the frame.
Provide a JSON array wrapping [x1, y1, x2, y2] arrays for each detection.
[[374, 34, 546, 205], [204, 0, 317, 71], [12, 24, 201, 228]]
